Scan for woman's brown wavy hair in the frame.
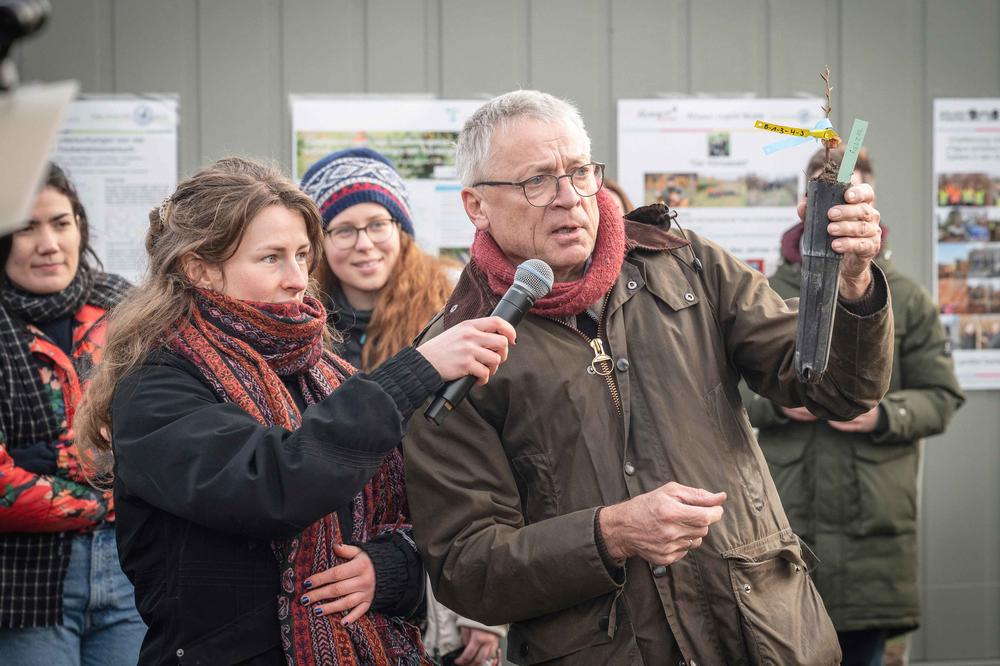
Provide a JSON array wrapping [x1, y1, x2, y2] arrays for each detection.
[[76, 156, 326, 481], [316, 231, 455, 371]]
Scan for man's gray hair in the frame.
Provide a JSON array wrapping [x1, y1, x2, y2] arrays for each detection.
[[455, 90, 591, 186]]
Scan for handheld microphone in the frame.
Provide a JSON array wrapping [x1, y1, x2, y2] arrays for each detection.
[[424, 259, 554, 426]]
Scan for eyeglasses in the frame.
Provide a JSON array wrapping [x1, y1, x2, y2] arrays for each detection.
[[473, 162, 606, 207], [324, 218, 398, 250]]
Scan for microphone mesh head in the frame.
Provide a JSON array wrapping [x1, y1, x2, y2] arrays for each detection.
[[513, 259, 554, 299]]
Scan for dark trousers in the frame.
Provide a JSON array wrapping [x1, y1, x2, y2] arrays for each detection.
[[838, 629, 889, 666]]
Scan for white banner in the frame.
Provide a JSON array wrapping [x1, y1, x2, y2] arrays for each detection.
[[933, 98, 1000, 390], [53, 96, 179, 284], [291, 97, 482, 259], [617, 98, 826, 276]]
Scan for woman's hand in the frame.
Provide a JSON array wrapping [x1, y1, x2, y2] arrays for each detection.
[[455, 627, 501, 666], [417, 316, 517, 385], [300, 543, 375, 625]]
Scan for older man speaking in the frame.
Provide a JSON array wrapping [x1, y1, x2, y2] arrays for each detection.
[[404, 90, 891, 665]]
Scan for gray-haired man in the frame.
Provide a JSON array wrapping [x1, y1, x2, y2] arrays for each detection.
[[404, 90, 892, 665]]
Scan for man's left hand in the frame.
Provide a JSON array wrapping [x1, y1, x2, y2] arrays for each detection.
[[828, 405, 881, 433], [797, 183, 881, 300]]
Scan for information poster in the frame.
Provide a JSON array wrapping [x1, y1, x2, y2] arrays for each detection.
[[291, 97, 482, 258], [617, 98, 826, 275], [933, 99, 1000, 389], [52, 96, 178, 284]]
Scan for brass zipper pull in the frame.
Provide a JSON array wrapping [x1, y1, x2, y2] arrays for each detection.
[[589, 338, 613, 376]]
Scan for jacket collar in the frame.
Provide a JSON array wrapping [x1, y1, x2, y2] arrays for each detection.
[[442, 204, 690, 329]]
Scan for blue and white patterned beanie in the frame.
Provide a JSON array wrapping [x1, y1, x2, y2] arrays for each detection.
[[300, 147, 415, 236]]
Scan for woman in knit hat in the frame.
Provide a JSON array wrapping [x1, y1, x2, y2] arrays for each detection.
[[302, 148, 506, 666]]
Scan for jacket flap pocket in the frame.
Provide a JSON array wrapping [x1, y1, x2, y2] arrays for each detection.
[[637, 255, 700, 312], [721, 530, 841, 666], [507, 594, 613, 664], [180, 599, 280, 665], [852, 440, 914, 464]]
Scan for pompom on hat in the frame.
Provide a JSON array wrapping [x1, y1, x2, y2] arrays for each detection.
[[300, 147, 414, 236]]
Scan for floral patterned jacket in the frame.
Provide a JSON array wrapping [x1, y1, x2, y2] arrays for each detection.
[[0, 304, 112, 531]]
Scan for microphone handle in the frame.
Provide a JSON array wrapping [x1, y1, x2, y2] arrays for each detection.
[[424, 286, 533, 426]]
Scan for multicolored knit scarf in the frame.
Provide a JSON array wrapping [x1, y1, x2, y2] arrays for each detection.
[[0, 267, 130, 449], [165, 288, 427, 666], [469, 188, 626, 318]]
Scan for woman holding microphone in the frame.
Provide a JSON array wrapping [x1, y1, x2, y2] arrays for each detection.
[[77, 156, 513, 665]]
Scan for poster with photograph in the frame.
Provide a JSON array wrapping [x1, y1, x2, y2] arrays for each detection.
[[617, 98, 826, 275], [933, 99, 1000, 389], [52, 96, 179, 284], [291, 97, 482, 256]]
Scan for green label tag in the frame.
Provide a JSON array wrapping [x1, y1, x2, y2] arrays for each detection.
[[837, 119, 869, 183]]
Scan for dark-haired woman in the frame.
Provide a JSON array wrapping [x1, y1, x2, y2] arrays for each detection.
[[76, 156, 514, 665], [0, 165, 143, 664]]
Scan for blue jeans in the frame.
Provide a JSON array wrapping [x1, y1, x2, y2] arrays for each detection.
[[0, 526, 146, 666]]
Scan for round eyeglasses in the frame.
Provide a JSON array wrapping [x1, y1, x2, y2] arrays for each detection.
[[324, 218, 398, 250], [472, 162, 605, 207]]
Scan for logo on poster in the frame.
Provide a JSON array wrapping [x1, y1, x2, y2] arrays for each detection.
[[133, 104, 154, 126], [939, 107, 1000, 122]]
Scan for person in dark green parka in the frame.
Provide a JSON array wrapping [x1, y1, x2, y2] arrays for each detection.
[[745, 147, 965, 666]]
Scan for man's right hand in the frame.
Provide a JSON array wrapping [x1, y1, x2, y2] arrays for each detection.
[[599, 482, 726, 566]]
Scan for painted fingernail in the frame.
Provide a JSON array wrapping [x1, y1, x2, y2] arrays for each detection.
[[341, 618, 350, 626], [300, 595, 309, 605], [313, 606, 324, 616], [303, 580, 313, 589]]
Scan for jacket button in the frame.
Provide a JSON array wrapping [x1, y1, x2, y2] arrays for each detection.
[[684, 292, 695, 302], [624, 462, 636, 476], [742, 584, 751, 593], [652, 565, 667, 577], [616, 358, 630, 372], [898, 407, 907, 416], [450, 304, 458, 313], [176, 648, 185, 658], [627, 280, 638, 290]]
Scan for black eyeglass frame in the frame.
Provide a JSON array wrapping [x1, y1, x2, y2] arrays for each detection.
[[323, 218, 399, 249], [472, 162, 606, 208]]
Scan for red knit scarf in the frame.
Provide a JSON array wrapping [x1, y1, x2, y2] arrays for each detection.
[[470, 188, 626, 317], [166, 289, 427, 666]]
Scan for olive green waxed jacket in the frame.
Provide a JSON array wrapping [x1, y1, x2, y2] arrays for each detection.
[[745, 255, 964, 636], [404, 212, 893, 666]]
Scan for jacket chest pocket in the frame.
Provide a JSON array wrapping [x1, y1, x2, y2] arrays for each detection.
[[706, 382, 766, 512], [849, 441, 918, 536], [509, 452, 560, 523]]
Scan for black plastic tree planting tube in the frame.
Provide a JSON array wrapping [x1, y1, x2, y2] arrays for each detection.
[[795, 179, 847, 384]]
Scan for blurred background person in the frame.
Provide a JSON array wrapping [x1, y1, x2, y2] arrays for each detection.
[[303, 147, 506, 666], [602, 178, 634, 218], [77, 156, 514, 665], [744, 147, 965, 666], [0, 164, 142, 664]]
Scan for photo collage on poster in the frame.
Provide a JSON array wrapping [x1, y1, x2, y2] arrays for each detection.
[[618, 99, 825, 276], [934, 99, 1000, 388]]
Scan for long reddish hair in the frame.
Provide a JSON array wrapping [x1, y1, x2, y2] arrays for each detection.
[[317, 232, 455, 371]]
